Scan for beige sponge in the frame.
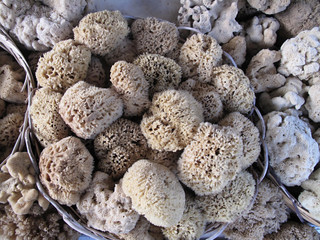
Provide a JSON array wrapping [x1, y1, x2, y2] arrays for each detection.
[[39, 136, 94, 206], [36, 39, 91, 92], [0, 113, 24, 148], [59, 81, 123, 139], [122, 160, 185, 227]]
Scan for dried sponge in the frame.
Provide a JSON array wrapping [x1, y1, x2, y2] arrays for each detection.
[[110, 61, 150, 117], [264, 221, 320, 240], [177, 122, 243, 196], [85, 56, 107, 88], [179, 78, 224, 122], [162, 195, 205, 240], [179, 33, 223, 81], [0, 99, 5, 118], [0, 64, 27, 104], [224, 179, 289, 240], [30, 87, 70, 147], [39, 136, 94, 206], [119, 217, 153, 240], [104, 38, 138, 65], [36, 39, 91, 92], [59, 81, 123, 139], [219, 112, 260, 170], [141, 89, 203, 152], [0, 113, 24, 148], [73, 10, 129, 55], [122, 160, 185, 227], [133, 53, 182, 95], [131, 17, 179, 57], [196, 171, 256, 223], [77, 172, 139, 234], [94, 118, 148, 179], [208, 65, 255, 114]]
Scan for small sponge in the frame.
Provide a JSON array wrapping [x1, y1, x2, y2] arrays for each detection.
[[30, 87, 70, 147], [179, 33, 223, 81], [94, 118, 149, 179], [39, 136, 94, 206], [36, 39, 91, 92], [196, 171, 256, 223], [131, 17, 179, 57], [141, 89, 203, 152], [59, 81, 123, 139], [0, 113, 24, 148], [133, 54, 182, 95], [177, 122, 243, 196], [122, 160, 185, 227], [219, 112, 260, 169], [73, 10, 129, 55], [85, 56, 107, 88], [110, 61, 150, 117]]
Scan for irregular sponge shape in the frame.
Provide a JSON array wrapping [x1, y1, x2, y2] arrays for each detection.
[[196, 171, 256, 223], [30, 87, 69, 147], [177, 122, 243, 196], [73, 10, 129, 55], [0, 113, 24, 148], [141, 89, 203, 152], [122, 160, 185, 227], [59, 81, 123, 139], [36, 39, 91, 92], [39, 136, 94, 206]]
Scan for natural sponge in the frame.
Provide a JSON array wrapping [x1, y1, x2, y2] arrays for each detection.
[[110, 61, 150, 117], [0, 64, 27, 104], [196, 171, 256, 223], [141, 89, 203, 152], [94, 118, 148, 179], [208, 64, 255, 114], [162, 194, 205, 240], [0, 113, 24, 148], [73, 10, 129, 55], [131, 17, 179, 57], [219, 112, 260, 170], [177, 122, 243, 196], [36, 39, 91, 92], [39, 136, 94, 206], [122, 160, 185, 227], [179, 33, 223, 81], [264, 111, 319, 186], [133, 53, 182, 95], [59, 81, 123, 139], [30, 87, 69, 147], [224, 179, 289, 240], [77, 172, 139, 234]]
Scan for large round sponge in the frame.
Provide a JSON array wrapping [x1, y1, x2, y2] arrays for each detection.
[[122, 160, 185, 228]]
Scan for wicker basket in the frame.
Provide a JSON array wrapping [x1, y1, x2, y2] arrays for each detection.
[[1, 21, 272, 240]]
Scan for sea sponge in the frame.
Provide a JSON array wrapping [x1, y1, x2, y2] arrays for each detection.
[[224, 179, 289, 240], [0, 113, 24, 148], [247, 0, 290, 14], [196, 171, 256, 223], [59, 81, 123, 139], [118, 217, 154, 240], [104, 38, 138, 65], [73, 10, 129, 55], [0, 99, 5, 118], [178, 33, 223, 81], [39, 136, 94, 206], [264, 221, 320, 240], [208, 64, 255, 114], [305, 84, 320, 122], [219, 112, 260, 170], [222, 35, 247, 67], [85, 56, 107, 88], [110, 61, 150, 117], [30, 87, 70, 147], [36, 39, 91, 92], [140, 89, 203, 152], [0, 152, 49, 215], [122, 160, 185, 227], [94, 118, 149, 179], [264, 111, 319, 186], [179, 78, 224, 122], [133, 54, 182, 95], [131, 17, 179, 57], [0, 64, 27, 104], [177, 122, 243, 196], [77, 172, 139, 234], [162, 194, 205, 240]]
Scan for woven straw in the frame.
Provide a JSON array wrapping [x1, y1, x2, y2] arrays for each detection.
[[0, 21, 273, 240]]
